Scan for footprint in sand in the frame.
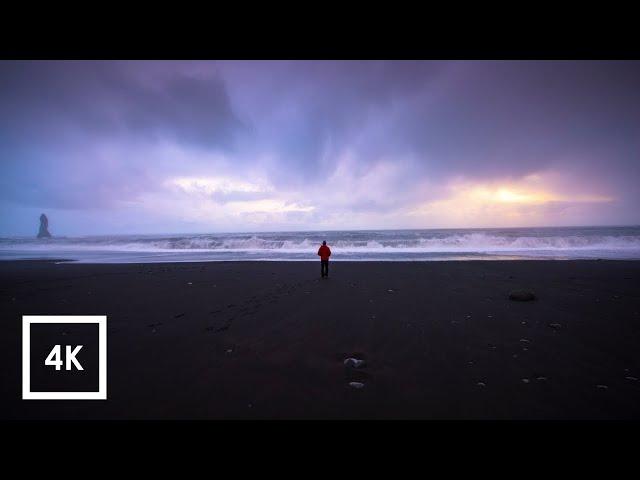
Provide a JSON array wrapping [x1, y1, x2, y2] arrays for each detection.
[[205, 317, 234, 333]]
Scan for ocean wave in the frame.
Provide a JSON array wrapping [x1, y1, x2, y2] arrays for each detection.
[[2, 232, 640, 252], [2, 228, 640, 262]]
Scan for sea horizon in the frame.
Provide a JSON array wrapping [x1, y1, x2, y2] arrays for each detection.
[[2, 225, 640, 263]]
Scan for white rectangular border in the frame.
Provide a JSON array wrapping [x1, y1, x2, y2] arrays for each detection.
[[23, 315, 107, 400]]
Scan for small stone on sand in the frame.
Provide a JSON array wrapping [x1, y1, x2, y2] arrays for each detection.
[[521, 378, 530, 384], [625, 376, 638, 381], [596, 384, 608, 389], [476, 382, 486, 387], [349, 382, 365, 389], [344, 358, 366, 368]]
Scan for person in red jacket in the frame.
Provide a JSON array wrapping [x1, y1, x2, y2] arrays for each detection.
[[317, 240, 331, 278]]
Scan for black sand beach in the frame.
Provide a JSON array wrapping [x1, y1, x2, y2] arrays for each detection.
[[2, 260, 640, 420]]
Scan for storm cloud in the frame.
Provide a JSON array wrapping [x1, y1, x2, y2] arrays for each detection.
[[0, 60, 639, 234]]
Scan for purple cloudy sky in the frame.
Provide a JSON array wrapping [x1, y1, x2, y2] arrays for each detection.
[[1, 60, 639, 235]]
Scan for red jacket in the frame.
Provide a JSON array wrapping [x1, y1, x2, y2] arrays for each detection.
[[317, 245, 331, 261]]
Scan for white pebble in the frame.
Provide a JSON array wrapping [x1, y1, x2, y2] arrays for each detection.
[[344, 358, 365, 368]]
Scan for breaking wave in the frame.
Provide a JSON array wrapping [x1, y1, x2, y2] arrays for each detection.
[[1, 226, 640, 262]]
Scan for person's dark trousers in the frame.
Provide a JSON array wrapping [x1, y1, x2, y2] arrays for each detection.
[[321, 260, 329, 277]]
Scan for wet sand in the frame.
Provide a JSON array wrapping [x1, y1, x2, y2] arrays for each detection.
[[1, 259, 640, 419]]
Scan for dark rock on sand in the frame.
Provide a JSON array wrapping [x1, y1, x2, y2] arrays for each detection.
[[37, 213, 51, 238], [509, 289, 536, 301]]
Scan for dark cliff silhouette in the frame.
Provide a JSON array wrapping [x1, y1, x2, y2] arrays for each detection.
[[37, 213, 51, 238]]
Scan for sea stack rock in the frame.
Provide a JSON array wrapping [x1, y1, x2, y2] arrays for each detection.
[[37, 213, 51, 238]]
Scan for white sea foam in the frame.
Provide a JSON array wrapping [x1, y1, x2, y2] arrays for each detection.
[[1, 227, 640, 262]]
